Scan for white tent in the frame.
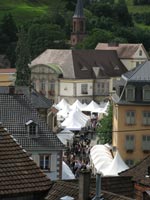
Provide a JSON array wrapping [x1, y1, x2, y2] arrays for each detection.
[[82, 100, 100, 112], [57, 103, 71, 119], [90, 144, 129, 176], [61, 108, 90, 131], [62, 161, 75, 180], [56, 98, 71, 110], [102, 151, 129, 176], [70, 99, 87, 110], [57, 130, 74, 146]]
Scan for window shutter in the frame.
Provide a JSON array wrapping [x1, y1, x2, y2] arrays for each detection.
[[51, 154, 57, 172], [31, 154, 40, 167]]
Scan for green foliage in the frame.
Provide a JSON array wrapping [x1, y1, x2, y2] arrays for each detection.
[[28, 23, 68, 59], [96, 103, 113, 144], [0, 13, 18, 66], [15, 28, 31, 86], [77, 28, 115, 49]]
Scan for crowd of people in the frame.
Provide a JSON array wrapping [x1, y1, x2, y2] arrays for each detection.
[[64, 132, 95, 178]]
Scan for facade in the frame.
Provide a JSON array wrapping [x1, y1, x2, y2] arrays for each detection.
[[112, 61, 150, 166], [0, 86, 65, 180], [0, 68, 16, 86], [95, 43, 149, 71], [70, 0, 86, 46], [30, 49, 127, 104]]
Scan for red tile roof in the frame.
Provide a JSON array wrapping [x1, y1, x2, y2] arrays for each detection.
[[46, 176, 134, 200], [120, 155, 150, 186], [0, 125, 51, 196]]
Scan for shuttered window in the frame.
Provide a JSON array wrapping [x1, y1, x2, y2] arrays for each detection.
[[126, 111, 135, 125], [142, 111, 150, 125], [142, 135, 150, 151], [125, 135, 134, 151]]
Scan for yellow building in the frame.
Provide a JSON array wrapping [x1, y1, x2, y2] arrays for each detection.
[[0, 68, 16, 86], [112, 61, 150, 166]]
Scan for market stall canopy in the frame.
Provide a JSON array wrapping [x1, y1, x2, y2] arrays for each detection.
[[90, 144, 129, 176], [70, 99, 87, 110], [57, 103, 71, 119], [61, 108, 90, 131], [82, 100, 100, 112], [56, 98, 71, 110], [57, 130, 74, 146], [62, 161, 75, 180]]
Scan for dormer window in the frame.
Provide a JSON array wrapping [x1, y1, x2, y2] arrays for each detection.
[[26, 120, 38, 137], [126, 85, 135, 101], [143, 85, 150, 101]]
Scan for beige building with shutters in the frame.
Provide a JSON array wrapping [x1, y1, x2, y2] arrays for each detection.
[[112, 61, 150, 167]]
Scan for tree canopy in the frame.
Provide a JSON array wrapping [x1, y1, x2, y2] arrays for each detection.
[[96, 103, 113, 144], [15, 28, 31, 86]]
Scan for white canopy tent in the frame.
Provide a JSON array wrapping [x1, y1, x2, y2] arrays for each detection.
[[70, 99, 87, 110], [90, 144, 129, 176], [82, 100, 100, 112], [56, 98, 71, 110], [57, 103, 71, 120], [62, 161, 75, 180], [61, 108, 90, 131], [102, 151, 129, 176], [57, 130, 74, 146]]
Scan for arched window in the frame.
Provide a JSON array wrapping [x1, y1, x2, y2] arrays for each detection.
[[41, 79, 45, 91]]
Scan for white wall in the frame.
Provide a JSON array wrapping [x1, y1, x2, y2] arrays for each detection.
[[60, 82, 74, 96]]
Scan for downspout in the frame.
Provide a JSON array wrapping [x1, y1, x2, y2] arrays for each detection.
[[92, 173, 104, 200]]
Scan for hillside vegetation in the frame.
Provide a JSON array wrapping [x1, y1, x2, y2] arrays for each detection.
[[1, 0, 150, 68]]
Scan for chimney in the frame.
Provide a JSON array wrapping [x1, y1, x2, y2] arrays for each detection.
[[79, 170, 91, 200], [92, 173, 104, 200]]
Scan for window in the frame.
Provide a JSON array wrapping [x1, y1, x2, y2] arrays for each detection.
[[126, 85, 135, 101], [136, 62, 140, 67], [125, 159, 134, 167], [126, 111, 135, 125], [26, 120, 38, 137], [40, 155, 50, 170], [142, 135, 150, 151], [139, 50, 142, 56], [125, 135, 134, 151], [49, 80, 55, 95], [81, 84, 88, 94], [143, 85, 150, 101], [142, 111, 150, 125], [41, 80, 45, 91]]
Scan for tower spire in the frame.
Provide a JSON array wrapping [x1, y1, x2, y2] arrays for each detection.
[[70, 0, 86, 47], [73, 0, 84, 18]]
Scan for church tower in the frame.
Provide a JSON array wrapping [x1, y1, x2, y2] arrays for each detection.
[[71, 0, 86, 47]]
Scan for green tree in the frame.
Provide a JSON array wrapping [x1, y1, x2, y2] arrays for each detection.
[[28, 23, 68, 59], [96, 103, 113, 144], [77, 28, 114, 49], [15, 28, 31, 86], [0, 13, 18, 66]]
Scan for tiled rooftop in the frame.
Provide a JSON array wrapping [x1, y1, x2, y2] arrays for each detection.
[[120, 155, 150, 186], [0, 89, 64, 151], [46, 176, 134, 200], [0, 126, 51, 196]]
